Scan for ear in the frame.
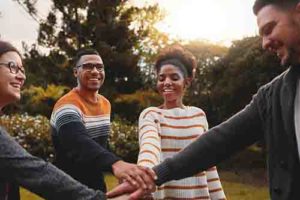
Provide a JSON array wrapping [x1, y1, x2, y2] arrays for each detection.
[[73, 67, 78, 78], [296, 2, 300, 12], [184, 77, 193, 89], [293, 3, 300, 24]]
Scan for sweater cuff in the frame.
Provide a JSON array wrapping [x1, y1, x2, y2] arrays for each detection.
[[152, 163, 172, 186], [96, 154, 122, 172]]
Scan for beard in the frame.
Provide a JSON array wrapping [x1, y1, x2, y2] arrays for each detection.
[[281, 47, 300, 67]]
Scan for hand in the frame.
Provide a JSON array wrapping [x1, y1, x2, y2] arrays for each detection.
[[112, 161, 156, 190], [107, 181, 153, 200], [107, 193, 130, 200]]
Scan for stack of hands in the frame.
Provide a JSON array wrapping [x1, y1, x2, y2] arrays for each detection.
[[108, 160, 157, 199]]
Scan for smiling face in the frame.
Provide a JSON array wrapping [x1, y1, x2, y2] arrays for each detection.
[[0, 51, 26, 109], [157, 64, 190, 108], [74, 54, 105, 92], [257, 4, 300, 67]]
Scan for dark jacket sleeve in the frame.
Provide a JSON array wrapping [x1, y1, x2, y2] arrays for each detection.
[[0, 127, 106, 200], [56, 120, 121, 171], [153, 93, 264, 185]]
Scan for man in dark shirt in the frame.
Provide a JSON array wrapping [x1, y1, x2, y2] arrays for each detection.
[[107, 0, 300, 199]]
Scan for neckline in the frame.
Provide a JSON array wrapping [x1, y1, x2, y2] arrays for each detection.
[[158, 105, 188, 110], [74, 88, 100, 105]]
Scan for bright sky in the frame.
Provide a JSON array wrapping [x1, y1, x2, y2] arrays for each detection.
[[0, 0, 258, 51]]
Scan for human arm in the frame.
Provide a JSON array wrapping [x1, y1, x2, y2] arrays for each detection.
[[0, 127, 105, 200], [206, 167, 226, 200], [137, 108, 161, 169], [135, 108, 161, 196], [52, 107, 155, 188], [52, 108, 121, 171], [107, 94, 264, 199], [202, 113, 226, 199], [153, 95, 264, 185]]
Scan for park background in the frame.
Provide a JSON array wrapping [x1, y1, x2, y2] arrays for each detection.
[[0, 0, 285, 199]]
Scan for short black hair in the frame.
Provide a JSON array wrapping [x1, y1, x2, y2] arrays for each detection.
[[74, 48, 100, 67], [0, 40, 21, 58], [253, 0, 300, 15], [155, 45, 197, 79]]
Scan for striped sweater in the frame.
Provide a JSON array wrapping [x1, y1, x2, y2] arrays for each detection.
[[50, 88, 120, 191], [137, 106, 226, 199]]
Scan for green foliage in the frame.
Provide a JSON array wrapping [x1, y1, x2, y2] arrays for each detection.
[[21, 84, 69, 118], [185, 37, 286, 126], [17, 0, 169, 96], [0, 113, 140, 163], [23, 48, 74, 88], [109, 117, 139, 162], [112, 89, 162, 122], [23, 84, 69, 104], [0, 114, 54, 161]]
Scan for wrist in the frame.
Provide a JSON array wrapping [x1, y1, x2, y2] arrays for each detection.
[[112, 160, 123, 174]]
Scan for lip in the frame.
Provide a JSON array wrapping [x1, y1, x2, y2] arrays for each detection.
[[10, 82, 23, 89], [162, 89, 175, 94], [88, 77, 102, 81]]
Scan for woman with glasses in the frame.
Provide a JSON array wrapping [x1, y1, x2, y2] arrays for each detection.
[[0, 40, 106, 200]]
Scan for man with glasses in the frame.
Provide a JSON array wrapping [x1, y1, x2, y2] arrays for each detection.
[[50, 49, 155, 194]]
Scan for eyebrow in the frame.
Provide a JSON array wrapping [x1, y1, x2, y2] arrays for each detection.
[[259, 20, 276, 36]]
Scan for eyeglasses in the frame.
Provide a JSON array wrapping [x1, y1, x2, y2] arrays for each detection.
[[76, 63, 104, 72], [0, 61, 25, 74]]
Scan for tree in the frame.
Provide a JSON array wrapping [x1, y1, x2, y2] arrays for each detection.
[[14, 0, 170, 116], [186, 37, 286, 126], [15, 0, 167, 94]]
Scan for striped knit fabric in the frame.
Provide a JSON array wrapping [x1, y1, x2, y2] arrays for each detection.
[[50, 88, 111, 141], [137, 106, 226, 200]]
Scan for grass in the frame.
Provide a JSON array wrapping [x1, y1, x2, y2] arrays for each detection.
[[20, 188, 43, 200], [220, 170, 269, 200], [222, 181, 269, 200], [20, 170, 269, 200]]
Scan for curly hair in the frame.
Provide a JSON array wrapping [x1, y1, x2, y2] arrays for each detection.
[[253, 0, 299, 15], [155, 45, 197, 79]]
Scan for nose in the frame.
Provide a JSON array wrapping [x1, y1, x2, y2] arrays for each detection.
[[16, 71, 26, 83], [164, 77, 172, 86], [262, 36, 276, 52], [262, 36, 270, 50]]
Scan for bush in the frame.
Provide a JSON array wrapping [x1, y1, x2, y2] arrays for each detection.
[[0, 113, 267, 170], [0, 114, 140, 163], [112, 89, 162, 123], [0, 114, 54, 161], [21, 84, 69, 118], [109, 118, 139, 162]]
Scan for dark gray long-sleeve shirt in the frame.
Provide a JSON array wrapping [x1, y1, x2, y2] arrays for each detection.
[[153, 66, 300, 200], [0, 126, 106, 200]]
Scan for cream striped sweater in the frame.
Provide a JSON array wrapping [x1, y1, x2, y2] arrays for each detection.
[[137, 106, 226, 199]]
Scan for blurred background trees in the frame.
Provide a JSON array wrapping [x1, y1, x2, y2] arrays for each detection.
[[1, 0, 287, 166], [13, 0, 169, 117]]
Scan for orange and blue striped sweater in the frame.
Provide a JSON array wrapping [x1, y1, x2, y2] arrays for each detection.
[[50, 88, 120, 191]]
